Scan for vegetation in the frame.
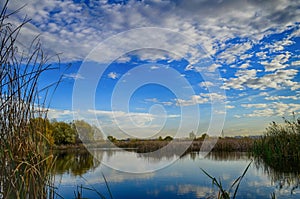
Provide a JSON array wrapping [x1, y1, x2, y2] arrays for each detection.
[[74, 120, 99, 143], [201, 161, 252, 199], [253, 114, 300, 165], [53, 149, 99, 176], [52, 121, 77, 145], [114, 136, 254, 153], [0, 0, 58, 197], [28, 118, 103, 146]]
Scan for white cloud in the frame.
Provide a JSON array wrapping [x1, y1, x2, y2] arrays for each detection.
[[161, 101, 173, 106], [115, 56, 131, 63], [261, 38, 294, 53], [225, 105, 235, 109], [242, 102, 300, 117], [217, 42, 253, 65], [150, 65, 160, 70], [239, 63, 250, 69], [222, 69, 258, 90], [108, 72, 118, 79], [199, 81, 214, 88], [145, 98, 173, 106], [175, 95, 207, 107], [145, 98, 159, 103], [175, 92, 225, 106], [291, 60, 300, 66], [241, 104, 268, 109], [207, 63, 221, 72], [63, 73, 84, 80], [256, 51, 267, 59], [223, 69, 299, 91], [265, 95, 298, 101], [7, 0, 300, 65], [259, 92, 269, 96], [215, 110, 226, 114], [244, 108, 275, 117], [261, 52, 290, 72], [47, 108, 75, 120]]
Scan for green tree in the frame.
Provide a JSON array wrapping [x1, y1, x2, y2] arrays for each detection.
[[164, 135, 173, 141], [189, 131, 196, 140], [74, 120, 95, 143], [107, 135, 116, 142], [201, 133, 209, 140], [52, 122, 76, 145], [92, 125, 103, 141]]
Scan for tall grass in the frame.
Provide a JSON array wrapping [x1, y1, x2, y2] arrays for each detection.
[[0, 0, 59, 198], [253, 114, 300, 163]]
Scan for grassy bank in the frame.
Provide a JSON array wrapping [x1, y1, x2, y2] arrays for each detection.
[[52, 136, 255, 154], [112, 137, 254, 153]]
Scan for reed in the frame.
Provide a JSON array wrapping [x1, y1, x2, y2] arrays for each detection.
[[253, 114, 300, 164], [201, 161, 252, 199], [0, 1, 59, 198], [73, 174, 113, 199]]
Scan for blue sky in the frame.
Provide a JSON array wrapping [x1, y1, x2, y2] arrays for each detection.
[[6, 0, 300, 138]]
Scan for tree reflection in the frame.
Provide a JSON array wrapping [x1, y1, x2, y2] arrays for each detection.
[[52, 149, 102, 176]]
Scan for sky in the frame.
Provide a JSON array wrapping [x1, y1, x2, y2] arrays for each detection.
[[4, 0, 300, 138]]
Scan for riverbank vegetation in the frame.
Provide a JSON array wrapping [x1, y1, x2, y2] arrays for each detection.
[[112, 136, 254, 153], [253, 114, 300, 169]]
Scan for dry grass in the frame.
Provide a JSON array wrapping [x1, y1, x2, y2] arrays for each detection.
[[0, 1, 59, 198], [113, 137, 254, 154]]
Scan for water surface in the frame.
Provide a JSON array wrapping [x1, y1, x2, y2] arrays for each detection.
[[53, 149, 300, 199]]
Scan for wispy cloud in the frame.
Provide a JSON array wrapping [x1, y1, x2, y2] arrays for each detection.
[[108, 72, 118, 79], [63, 73, 84, 80], [175, 93, 225, 106]]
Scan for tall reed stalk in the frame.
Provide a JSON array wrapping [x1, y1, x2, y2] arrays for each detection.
[[253, 114, 300, 163], [0, 0, 59, 198]]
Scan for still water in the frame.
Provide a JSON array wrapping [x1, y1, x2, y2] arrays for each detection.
[[53, 149, 300, 199]]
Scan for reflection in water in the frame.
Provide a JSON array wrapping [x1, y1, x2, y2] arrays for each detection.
[[53, 149, 101, 176], [52, 150, 300, 198], [254, 157, 300, 196], [205, 151, 251, 161]]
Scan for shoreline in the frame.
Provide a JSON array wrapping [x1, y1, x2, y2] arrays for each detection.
[[52, 137, 255, 153]]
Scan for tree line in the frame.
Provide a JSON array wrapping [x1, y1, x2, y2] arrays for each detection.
[[30, 118, 103, 145]]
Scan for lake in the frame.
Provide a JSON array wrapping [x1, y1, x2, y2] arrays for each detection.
[[52, 149, 300, 199]]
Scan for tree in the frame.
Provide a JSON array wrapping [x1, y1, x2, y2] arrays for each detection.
[[107, 135, 116, 142], [73, 120, 95, 143], [164, 135, 173, 141], [189, 131, 196, 140], [201, 133, 209, 140], [52, 122, 76, 145], [92, 125, 103, 141]]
